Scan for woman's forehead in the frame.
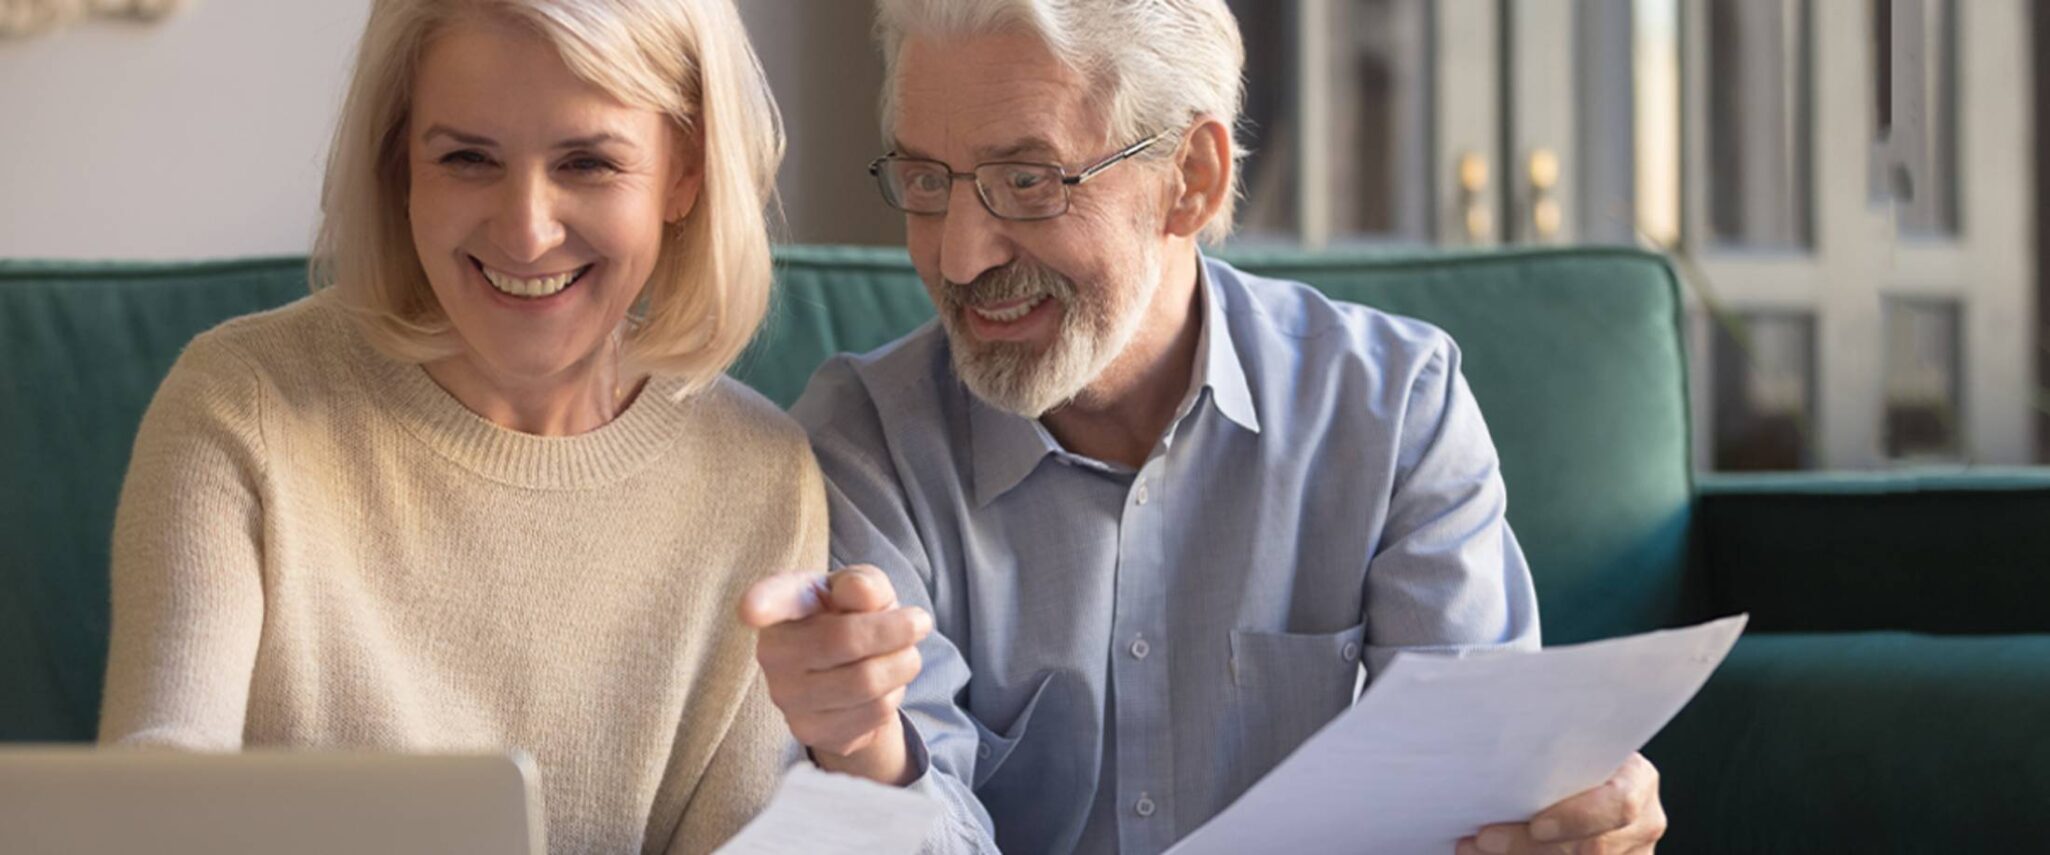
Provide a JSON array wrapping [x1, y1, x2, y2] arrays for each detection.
[[410, 23, 668, 147]]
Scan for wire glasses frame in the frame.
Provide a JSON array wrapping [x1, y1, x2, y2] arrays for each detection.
[[867, 128, 1181, 221]]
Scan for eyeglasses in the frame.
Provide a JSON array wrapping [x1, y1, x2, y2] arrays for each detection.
[[868, 129, 1179, 221]]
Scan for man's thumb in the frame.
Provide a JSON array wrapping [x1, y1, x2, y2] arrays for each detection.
[[825, 564, 898, 614]]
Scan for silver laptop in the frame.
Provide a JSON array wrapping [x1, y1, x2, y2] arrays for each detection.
[[0, 748, 544, 855]]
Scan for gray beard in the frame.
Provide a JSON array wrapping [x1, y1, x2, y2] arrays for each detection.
[[936, 259, 1157, 418]]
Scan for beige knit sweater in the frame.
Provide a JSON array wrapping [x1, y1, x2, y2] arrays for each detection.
[[99, 295, 826, 855]]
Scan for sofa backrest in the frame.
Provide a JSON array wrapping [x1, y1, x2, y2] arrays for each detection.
[[2, 258, 311, 741], [0, 246, 1694, 742]]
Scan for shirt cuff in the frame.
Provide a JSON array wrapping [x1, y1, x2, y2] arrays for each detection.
[[895, 711, 996, 854], [896, 708, 937, 790]]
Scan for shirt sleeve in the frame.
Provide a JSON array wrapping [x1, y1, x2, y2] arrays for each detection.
[[98, 335, 269, 749], [794, 360, 1001, 855], [1362, 332, 1542, 674]]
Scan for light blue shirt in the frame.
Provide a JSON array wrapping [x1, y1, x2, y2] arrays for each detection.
[[791, 255, 1541, 855]]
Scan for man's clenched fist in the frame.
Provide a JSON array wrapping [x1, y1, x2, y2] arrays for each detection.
[[739, 564, 932, 785]]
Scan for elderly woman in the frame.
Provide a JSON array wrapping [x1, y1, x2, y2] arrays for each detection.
[[96, 1, 813, 852]]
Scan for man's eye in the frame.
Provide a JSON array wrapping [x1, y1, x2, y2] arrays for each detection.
[[1007, 170, 1046, 190], [908, 171, 949, 194]]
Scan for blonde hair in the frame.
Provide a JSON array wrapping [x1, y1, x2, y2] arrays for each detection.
[[311, 0, 784, 393], [875, 0, 1245, 244]]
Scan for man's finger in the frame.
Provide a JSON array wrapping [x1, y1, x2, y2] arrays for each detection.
[[825, 564, 898, 613], [796, 645, 923, 711], [1463, 824, 1573, 855], [1528, 753, 1658, 842], [738, 571, 831, 628], [757, 607, 933, 672]]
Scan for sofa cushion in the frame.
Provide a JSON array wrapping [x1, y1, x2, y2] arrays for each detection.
[[1644, 632, 2050, 852]]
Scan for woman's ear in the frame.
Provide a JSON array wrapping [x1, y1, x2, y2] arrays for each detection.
[[665, 126, 707, 223], [1163, 117, 1233, 239]]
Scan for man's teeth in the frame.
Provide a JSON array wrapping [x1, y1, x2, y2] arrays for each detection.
[[972, 295, 1047, 323], [482, 264, 584, 298]]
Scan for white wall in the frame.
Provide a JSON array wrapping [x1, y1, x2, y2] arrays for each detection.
[[0, 0, 367, 260], [0, 0, 896, 261], [743, 0, 902, 248]]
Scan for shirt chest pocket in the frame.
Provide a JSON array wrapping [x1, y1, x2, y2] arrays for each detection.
[[1227, 622, 1368, 785], [969, 672, 1054, 790]]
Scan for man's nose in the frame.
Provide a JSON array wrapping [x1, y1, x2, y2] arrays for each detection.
[[937, 178, 1012, 287]]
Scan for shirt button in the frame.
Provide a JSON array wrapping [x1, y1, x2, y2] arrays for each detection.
[[1130, 638, 1151, 660], [977, 743, 993, 760], [1134, 480, 1150, 505], [1341, 641, 1361, 663], [1134, 794, 1157, 817]]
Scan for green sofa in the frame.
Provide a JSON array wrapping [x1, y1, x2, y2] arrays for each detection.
[[5, 246, 2047, 852]]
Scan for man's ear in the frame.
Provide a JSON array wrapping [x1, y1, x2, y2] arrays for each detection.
[[666, 126, 707, 224], [1163, 116, 1233, 239]]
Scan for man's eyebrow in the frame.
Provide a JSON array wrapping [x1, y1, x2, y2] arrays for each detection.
[[890, 140, 938, 161], [887, 136, 1066, 164], [976, 135, 1062, 162]]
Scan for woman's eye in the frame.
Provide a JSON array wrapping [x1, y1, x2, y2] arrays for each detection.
[[563, 156, 619, 175], [438, 150, 493, 168]]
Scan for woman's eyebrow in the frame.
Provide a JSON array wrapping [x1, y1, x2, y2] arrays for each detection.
[[554, 132, 636, 151], [420, 124, 495, 147], [419, 126, 639, 152]]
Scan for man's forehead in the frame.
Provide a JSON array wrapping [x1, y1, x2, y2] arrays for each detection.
[[892, 31, 1107, 163]]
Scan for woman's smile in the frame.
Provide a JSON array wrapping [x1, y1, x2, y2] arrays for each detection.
[[469, 254, 595, 301]]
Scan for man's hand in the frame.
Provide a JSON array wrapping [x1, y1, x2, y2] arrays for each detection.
[[739, 565, 933, 786], [1455, 752, 1666, 855]]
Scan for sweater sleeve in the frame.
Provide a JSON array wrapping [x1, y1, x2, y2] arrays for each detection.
[[98, 334, 269, 749], [662, 659, 799, 854], [660, 428, 830, 855]]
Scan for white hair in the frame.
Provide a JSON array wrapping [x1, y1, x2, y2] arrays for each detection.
[[875, 0, 1246, 244]]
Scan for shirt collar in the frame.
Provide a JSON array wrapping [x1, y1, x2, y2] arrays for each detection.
[[968, 252, 1262, 508], [1194, 254, 1262, 436], [969, 394, 1063, 508]]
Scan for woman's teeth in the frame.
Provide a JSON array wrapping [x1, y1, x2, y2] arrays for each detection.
[[482, 264, 587, 299], [972, 294, 1047, 323]]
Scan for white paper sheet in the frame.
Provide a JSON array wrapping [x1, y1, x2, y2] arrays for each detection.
[[712, 763, 939, 855], [1165, 615, 1748, 855]]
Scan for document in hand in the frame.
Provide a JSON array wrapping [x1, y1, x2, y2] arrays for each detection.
[[713, 763, 939, 855], [1165, 615, 1748, 855]]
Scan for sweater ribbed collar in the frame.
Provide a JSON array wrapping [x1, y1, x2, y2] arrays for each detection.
[[341, 310, 699, 491]]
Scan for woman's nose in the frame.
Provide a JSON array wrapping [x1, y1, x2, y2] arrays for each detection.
[[489, 169, 566, 264]]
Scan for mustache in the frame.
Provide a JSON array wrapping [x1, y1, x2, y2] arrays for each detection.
[[943, 262, 1075, 310]]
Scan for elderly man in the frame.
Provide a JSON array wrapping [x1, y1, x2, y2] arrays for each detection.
[[740, 2, 1668, 853]]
